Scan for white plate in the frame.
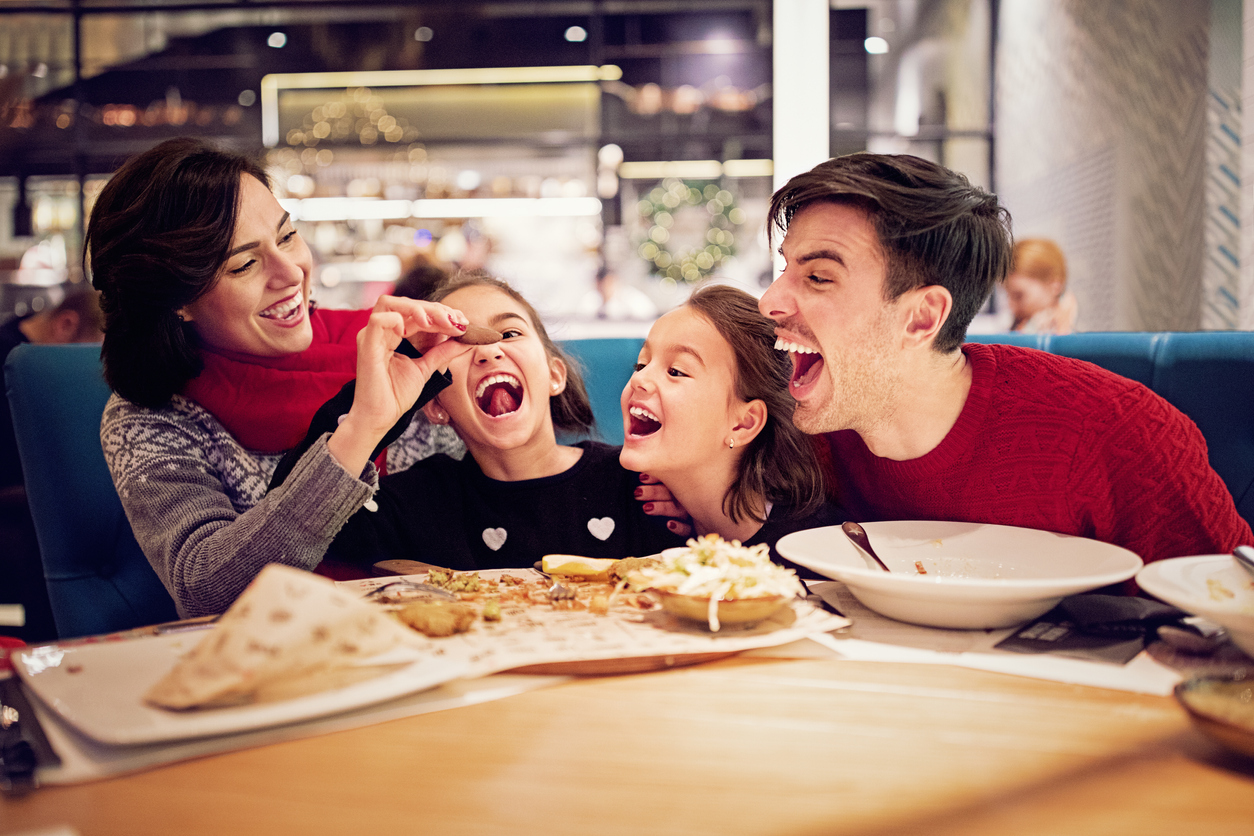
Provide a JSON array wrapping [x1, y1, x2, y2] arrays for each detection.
[[1137, 555, 1254, 658], [13, 631, 468, 746], [777, 521, 1143, 629]]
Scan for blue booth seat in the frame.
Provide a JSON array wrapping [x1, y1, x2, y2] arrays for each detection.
[[4, 343, 177, 639], [558, 338, 645, 444], [966, 332, 1254, 530]]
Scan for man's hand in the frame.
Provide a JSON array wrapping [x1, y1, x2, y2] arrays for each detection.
[[636, 473, 693, 537]]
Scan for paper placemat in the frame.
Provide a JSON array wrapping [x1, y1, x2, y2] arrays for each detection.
[[338, 570, 851, 677], [808, 582, 1183, 695]]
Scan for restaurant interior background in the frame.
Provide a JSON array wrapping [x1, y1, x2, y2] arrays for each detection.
[[0, 0, 1250, 338]]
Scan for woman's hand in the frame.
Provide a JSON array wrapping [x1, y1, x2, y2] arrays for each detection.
[[327, 296, 473, 473], [636, 473, 693, 537]]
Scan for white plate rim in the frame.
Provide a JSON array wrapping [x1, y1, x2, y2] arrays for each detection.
[[776, 521, 1143, 592], [14, 631, 468, 746], [1136, 554, 1254, 628]]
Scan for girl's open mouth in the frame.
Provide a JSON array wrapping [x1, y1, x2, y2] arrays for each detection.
[[627, 405, 661, 436], [475, 373, 523, 417]]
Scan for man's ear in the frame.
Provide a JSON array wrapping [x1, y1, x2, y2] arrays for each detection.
[[548, 356, 568, 396], [901, 285, 952, 349], [730, 398, 767, 448]]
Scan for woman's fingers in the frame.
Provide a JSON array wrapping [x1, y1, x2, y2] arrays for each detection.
[[373, 295, 468, 347]]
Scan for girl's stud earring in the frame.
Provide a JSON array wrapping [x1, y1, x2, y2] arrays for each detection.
[[728, 438, 735, 449]]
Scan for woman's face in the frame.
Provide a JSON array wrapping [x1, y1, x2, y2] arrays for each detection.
[[430, 284, 566, 453], [180, 174, 314, 357], [619, 306, 745, 477], [1005, 273, 1060, 324]]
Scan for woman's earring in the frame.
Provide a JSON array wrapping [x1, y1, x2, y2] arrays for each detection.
[[432, 407, 448, 423], [728, 438, 735, 449]]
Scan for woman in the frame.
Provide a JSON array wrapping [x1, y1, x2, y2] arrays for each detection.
[[91, 137, 469, 617], [620, 283, 842, 556], [323, 274, 680, 568], [1006, 238, 1077, 335]]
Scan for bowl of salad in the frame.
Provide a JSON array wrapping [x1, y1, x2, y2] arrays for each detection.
[[636, 534, 804, 631]]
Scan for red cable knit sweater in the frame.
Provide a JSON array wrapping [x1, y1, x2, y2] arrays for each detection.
[[823, 343, 1253, 565]]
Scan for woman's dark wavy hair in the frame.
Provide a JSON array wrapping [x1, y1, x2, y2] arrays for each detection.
[[87, 137, 270, 407], [685, 284, 825, 524], [429, 272, 595, 435], [768, 153, 1013, 353]]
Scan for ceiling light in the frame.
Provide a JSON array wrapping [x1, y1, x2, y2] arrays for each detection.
[[565, 26, 587, 43], [864, 37, 889, 55], [268, 32, 287, 49], [414, 27, 434, 42]]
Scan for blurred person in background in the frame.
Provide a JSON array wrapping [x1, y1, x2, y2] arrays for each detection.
[[392, 252, 453, 301], [1005, 238, 1077, 334], [577, 263, 659, 320], [0, 287, 104, 642]]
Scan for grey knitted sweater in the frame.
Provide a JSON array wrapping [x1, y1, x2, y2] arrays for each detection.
[[101, 393, 463, 618]]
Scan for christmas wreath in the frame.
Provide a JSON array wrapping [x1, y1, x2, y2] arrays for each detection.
[[636, 179, 743, 284]]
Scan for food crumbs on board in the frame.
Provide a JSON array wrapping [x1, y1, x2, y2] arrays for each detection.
[[915, 561, 927, 575]]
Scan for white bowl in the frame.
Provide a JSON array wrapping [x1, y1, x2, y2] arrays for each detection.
[[1137, 555, 1254, 658], [776, 521, 1143, 630]]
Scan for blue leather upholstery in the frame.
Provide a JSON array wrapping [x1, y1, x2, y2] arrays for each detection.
[[558, 338, 644, 444], [966, 332, 1254, 529], [4, 343, 177, 638]]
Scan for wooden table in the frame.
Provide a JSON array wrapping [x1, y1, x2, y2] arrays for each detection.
[[3, 655, 1253, 836]]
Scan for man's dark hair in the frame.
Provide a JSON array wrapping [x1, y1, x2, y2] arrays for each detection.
[[768, 153, 1013, 352], [87, 137, 270, 407]]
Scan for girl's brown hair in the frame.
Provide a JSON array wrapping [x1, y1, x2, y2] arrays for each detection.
[[684, 283, 825, 523], [429, 272, 595, 435]]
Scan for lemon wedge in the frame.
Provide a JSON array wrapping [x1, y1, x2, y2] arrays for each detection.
[[542, 554, 616, 582]]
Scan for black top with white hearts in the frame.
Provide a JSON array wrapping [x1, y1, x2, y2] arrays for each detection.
[[328, 441, 683, 570]]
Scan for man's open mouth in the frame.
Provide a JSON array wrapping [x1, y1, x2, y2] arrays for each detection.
[[259, 290, 304, 322], [775, 338, 824, 390], [475, 373, 523, 417], [628, 405, 661, 436]]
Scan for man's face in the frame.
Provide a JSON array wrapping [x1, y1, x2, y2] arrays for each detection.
[[758, 202, 903, 436]]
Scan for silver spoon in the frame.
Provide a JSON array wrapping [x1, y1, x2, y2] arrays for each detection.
[[842, 521, 891, 572], [1233, 546, 1254, 580]]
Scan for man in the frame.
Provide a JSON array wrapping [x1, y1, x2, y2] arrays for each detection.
[[759, 153, 1252, 564], [1, 287, 104, 641]]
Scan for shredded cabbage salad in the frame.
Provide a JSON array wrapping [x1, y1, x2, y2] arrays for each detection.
[[639, 534, 804, 600]]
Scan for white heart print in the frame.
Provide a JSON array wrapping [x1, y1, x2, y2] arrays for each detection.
[[587, 517, 615, 541], [482, 527, 507, 550]]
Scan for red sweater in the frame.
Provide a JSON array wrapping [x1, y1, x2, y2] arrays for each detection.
[[824, 343, 1253, 565]]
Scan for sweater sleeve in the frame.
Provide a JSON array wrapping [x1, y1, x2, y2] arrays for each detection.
[[101, 396, 376, 618], [1071, 385, 1254, 564]]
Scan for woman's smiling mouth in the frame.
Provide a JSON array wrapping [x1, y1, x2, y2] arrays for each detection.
[[475, 373, 523, 417], [259, 290, 305, 323]]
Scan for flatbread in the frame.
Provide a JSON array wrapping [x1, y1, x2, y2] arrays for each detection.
[[145, 564, 420, 710]]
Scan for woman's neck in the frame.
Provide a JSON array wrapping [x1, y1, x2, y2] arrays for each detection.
[[662, 463, 766, 544]]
